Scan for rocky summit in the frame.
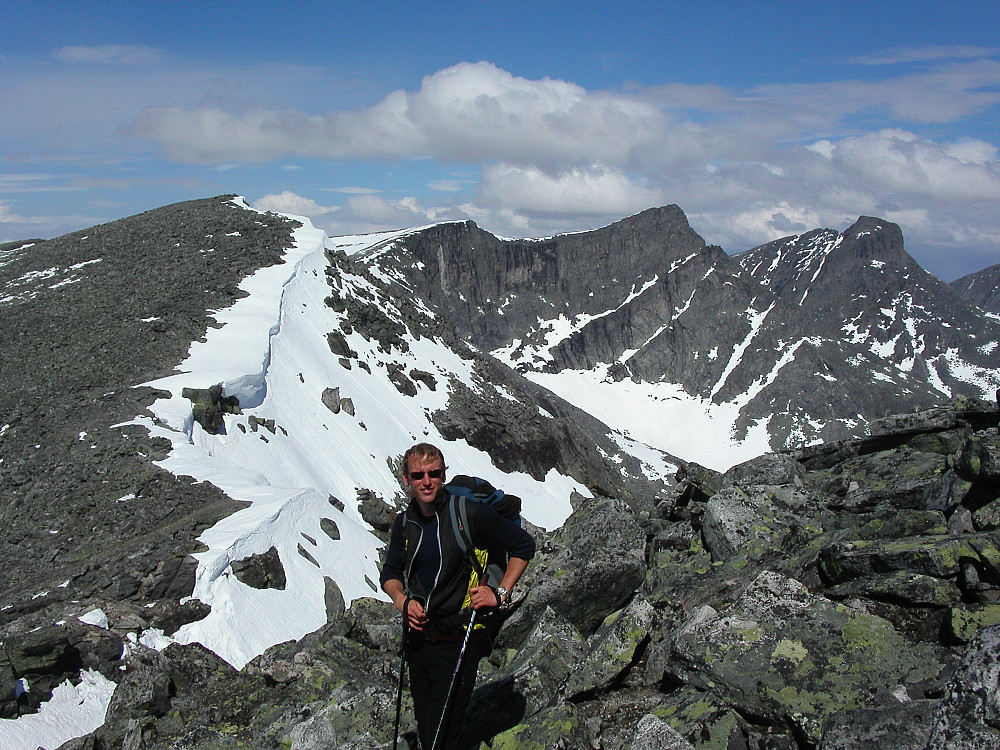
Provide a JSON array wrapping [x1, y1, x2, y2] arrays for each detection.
[[2, 195, 1000, 749]]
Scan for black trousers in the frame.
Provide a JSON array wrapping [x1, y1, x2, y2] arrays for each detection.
[[406, 630, 487, 750]]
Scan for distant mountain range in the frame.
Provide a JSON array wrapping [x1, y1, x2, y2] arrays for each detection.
[[360, 206, 1000, 463]]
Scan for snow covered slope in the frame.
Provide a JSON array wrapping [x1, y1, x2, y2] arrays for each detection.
[[120, 205, 632, 669]]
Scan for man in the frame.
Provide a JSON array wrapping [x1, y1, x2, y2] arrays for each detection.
[[381, 442, 535, 750]]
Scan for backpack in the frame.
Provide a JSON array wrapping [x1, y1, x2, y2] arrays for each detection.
[[444, 475, 521, 588]]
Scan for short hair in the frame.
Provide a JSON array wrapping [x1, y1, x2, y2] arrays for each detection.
[[402, 442, 446, 473]]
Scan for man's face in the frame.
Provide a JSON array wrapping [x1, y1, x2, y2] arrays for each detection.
[[404, 455, 445, 514]]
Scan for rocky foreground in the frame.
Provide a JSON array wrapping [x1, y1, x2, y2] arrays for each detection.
[[4, 397, 995, 749]]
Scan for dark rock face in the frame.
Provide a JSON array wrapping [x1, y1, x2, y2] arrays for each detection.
[[734, 218, 1000, 446], [327, 239, 677, 508], [952, 262, 1000, 314], [230, 547, 287, 590], [371, 211, 1000, 453], [182, 384, 242, 433]]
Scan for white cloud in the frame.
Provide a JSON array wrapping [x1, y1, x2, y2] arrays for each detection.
[[816, 129, 1000, 202], [478, 163, 663, 216], [344, 193, 414, 224], [129, 62, 671, 168], [693, 202, 831, 250], [326, 186, 380, 194], [427, 180, 466, 192], [750, 58, 1000, 126], [0, 200, 31, 223], [253, 191, 340, 217], [849, 46, 1000, 66], [54, 45, 163, 65], [5, 47, 1000, 277], [253, 190, 446, 238]]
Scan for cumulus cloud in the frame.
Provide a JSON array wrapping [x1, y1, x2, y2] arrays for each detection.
[[129, 62, 671, 167], [811, 129, 1000, 202], [478, 164, 663, 216], [253, 191, 340, 217], [253, 190, 442, 237]]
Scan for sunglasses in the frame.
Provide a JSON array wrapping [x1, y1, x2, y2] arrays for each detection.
[[408, 469, 444, 480]]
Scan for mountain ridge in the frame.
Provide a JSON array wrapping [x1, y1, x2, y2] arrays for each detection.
[[951, 262, 1000, 315], [365, 208, 999, 457], [2, 195, 999, 749]]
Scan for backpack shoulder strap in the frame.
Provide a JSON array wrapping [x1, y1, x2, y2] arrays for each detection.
[[448, 495, 485, 580]]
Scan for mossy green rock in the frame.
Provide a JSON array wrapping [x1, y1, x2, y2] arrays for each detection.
[[973, 497, 1000, 530], [651, 686, 745, 750], [821, 448, 950, 511], [702, 486, 797, 563], [500, 497, 646, 643], [565, 595, 655, 699], [826, 570, 960, 607], [471, 607, 585, 729], [285, 681, 397, 749], [819, 532, 1000, 583], [946, 604, 1000, 643], [957, 433, 1000, 481], [630, 713, 698, 749], [643, 523, 715, 608], [489, 703, 591, 750], [670, 571, 952, 744], [926, 624, 1000, 749], [817, 699, 937, 750]]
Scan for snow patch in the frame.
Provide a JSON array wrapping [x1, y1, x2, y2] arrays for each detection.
[[0, 670, 116, 750]]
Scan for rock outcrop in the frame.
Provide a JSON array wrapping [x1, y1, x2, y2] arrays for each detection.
[[58, 397, 1000, 749]]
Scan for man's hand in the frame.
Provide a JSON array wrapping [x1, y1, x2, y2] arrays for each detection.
[[469, 585, 499, 610], [384, 579, 429, 631], [404, 598, 429, 630]]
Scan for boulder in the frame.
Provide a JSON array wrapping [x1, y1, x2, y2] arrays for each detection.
[[669, 571, 954, 744], [629, 713, 697, 750], [646, 686, 746, 750], [467, 606, 587, 741], [701, 486, 798, 563], [500, 497, 646, 644], [817, 699, 937, 750], [819, 532, 1000, 585], [926, 624, 1000, 749], [722, 452, 807, 489], [565, 595, 656, 700], [488, 703, 593, 750]]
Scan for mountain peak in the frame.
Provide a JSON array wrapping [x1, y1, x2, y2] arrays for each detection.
[[840, 215, 909, 267]]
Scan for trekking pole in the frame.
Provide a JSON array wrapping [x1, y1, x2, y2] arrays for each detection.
[[392, 598, 412, 750], [429, 608, 478, 750]]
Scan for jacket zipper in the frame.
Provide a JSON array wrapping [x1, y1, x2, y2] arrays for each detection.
[[403, 510, 444, 613]]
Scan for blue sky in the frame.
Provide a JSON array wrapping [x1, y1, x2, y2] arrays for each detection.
[[2, 1, 999, 280]]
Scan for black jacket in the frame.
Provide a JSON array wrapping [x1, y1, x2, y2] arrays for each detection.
[[380, 490, 534, 628]]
